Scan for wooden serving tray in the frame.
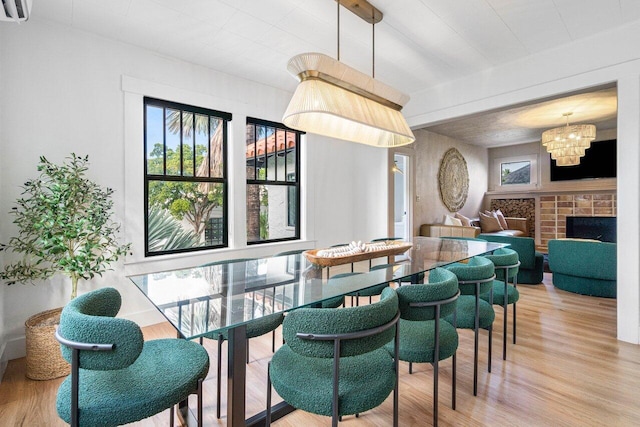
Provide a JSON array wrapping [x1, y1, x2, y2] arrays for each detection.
[[303, 242, 413, 267]]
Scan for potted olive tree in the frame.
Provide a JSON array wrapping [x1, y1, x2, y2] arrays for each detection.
[[0, 154, 131, 380]]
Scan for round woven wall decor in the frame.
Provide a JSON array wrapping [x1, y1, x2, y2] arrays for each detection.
[[438, 148, 469, 212]]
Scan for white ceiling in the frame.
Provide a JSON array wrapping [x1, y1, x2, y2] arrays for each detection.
[[30, 0, 632, 145], [423, 85, 618, 147]]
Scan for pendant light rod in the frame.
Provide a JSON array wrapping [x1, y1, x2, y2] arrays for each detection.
[[337, 0, 341, 61], [372, 17, 375, 77]]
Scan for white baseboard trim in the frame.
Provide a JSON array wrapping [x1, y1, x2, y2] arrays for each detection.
[[3, 335, 26, 363]]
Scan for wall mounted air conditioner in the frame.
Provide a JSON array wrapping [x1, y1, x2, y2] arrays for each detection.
[[1, 0, 32, 23]]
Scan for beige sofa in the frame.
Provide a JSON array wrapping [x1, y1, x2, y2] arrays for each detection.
[[420, 217, 528, 238], [420, 223, 481, 238]]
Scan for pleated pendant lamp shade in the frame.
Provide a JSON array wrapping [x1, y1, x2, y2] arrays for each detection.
[[283, 53, 415, 148]]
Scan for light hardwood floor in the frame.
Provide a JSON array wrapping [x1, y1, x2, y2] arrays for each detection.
[[2, 272, 640, 426]]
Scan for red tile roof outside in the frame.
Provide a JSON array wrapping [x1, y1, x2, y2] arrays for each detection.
[[246, 131, 296, 158]]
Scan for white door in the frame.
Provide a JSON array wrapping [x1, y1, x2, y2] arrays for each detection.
[[393, 154, 410, 241]]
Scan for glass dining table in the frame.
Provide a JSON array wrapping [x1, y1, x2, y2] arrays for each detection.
[[129, 236, 507, 427]]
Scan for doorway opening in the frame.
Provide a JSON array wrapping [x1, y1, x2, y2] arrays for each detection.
[[393, 153, 410, 241]]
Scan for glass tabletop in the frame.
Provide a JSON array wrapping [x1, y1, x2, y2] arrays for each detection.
[[129, 236, 507, 340]]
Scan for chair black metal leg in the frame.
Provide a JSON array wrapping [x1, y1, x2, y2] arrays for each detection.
[[169, 405, 174, 427], [432, 308, 441, 426], [513, 302, 517, 344], [473, 292, 479, 396], [452, 352, 456, 410], [272, 330, 276, 353], [503, 278, 508, 360], [434, 358, 439, 427], [488, 325, 492, 373], [197, 378, 203, 427], [266, 362, 272, 426], [246, 339, 250, 364], [217, 335, 223, 419], [409, 362, 413, 374]]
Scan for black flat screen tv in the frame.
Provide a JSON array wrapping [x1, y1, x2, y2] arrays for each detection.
[[566, 216, 616, 243], [550, 139, 616, 181]]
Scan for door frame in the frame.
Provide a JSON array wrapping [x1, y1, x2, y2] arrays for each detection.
[[388, 148, 414, 240]]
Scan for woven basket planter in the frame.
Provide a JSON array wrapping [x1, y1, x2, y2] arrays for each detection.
[[25, 307, 70, 380]]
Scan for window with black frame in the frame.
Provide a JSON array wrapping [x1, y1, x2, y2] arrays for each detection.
[[246, 118, 301, 244], [144, 97, 230, 256]]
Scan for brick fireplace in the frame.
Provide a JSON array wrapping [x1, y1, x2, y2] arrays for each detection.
[[486, 192, 617, 251], [539, 193, 617, 248]]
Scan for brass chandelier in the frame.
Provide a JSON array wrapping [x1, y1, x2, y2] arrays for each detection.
[[282, 0, 415, 148], [541, 112, 596, 166]]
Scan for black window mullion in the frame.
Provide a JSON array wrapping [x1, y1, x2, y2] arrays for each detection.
[[274, 129, 279, 181], [254, 124, 258, 180], [222, 120, 229, 247], [207, 117, 211, 178], [179, 110, 184, 176], [192, 112, 197, 177], [284, 131, 288, 181], [162, 107, 167, 175]]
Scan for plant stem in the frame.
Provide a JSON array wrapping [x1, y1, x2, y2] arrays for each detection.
[[71, 275, 78, 300]]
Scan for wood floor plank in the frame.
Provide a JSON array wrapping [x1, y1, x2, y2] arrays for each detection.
[[1, 273, 639, 426]]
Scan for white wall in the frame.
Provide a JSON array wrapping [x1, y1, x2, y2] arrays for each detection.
[[405, 21, 640, 344], [0, 20, 387, 360], [0, 31, 6, 377], [412, 129, 488, 235]]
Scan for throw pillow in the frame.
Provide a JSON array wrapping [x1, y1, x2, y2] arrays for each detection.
[[454, 212, 472, 227], [444, 215, 463, 226], [479, 211, 504, 232], [494, 209, 509, 229]]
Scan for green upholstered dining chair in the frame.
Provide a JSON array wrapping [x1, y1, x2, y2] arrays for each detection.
[[55, 287, 210, 427], [266, 287, 401, 427], [385, 267, 460, 427], [322, 272, 363, 308], [347, 264, 395, 306], [199, 258, 284, 419], [444, 256, 496, 396], [482, 248, 520, 360], [370, 237, 404, 267]]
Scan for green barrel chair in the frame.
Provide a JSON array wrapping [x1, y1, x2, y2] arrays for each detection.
[[385, 267, 460, 427], [444, 256, 496, 396], [482, 248, 520, 360], [266, 287, 400, 427], [199, 258, 284, 419], [55, 287, 210, 427]]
